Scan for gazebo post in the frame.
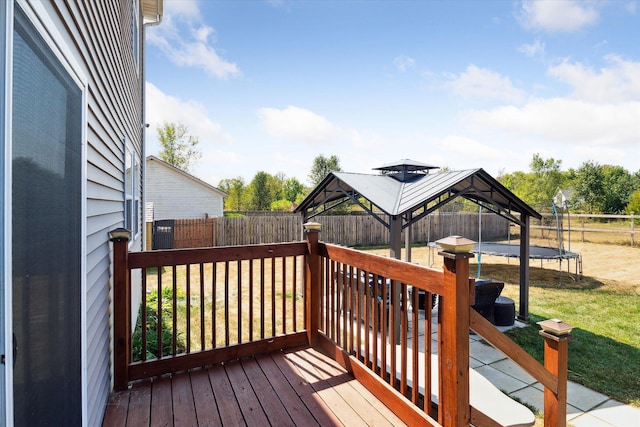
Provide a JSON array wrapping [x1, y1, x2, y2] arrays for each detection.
[[390, 215, 402, 343], [518, 215, 530, 322], [404, 213, 412, 262]]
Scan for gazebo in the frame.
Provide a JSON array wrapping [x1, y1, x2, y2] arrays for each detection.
[[295, 159, 541, 321]]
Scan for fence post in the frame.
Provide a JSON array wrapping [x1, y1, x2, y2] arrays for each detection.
[[109, 228, 131, 391], [438, 236, 474, 427], [304, 222, 322, 347], [631, 212, 635, 247], [540, 323, 573, 426]]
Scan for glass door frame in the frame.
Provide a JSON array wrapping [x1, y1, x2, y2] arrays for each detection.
[[1, 1, 14, 424], [2, 1, 88, 424]]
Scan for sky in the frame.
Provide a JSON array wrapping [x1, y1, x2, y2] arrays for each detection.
[[144, 0, 640, 189]]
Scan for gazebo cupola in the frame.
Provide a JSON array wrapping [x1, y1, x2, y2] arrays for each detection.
[[372, 159, 440, 182]]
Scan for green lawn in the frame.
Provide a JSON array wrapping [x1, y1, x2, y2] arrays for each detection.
[[499, 280, 640, 407]]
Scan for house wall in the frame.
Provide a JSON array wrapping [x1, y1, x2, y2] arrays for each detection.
[[41, 2, 144, 426], [146, 159, 225, 220]]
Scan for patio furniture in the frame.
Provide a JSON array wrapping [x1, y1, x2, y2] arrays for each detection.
[[472, 280, 504, 324]]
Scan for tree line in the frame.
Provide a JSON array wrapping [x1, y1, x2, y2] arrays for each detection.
[[217, 154, 341, 212], [498, 153, 640, 215], [157, 122, 640, 215]]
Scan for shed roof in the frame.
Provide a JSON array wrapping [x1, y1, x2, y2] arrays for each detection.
[[295, 167, 540, 228]]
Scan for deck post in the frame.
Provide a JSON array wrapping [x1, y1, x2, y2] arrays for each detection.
[[541, 329, 572, 426], [304, 222, 321, 347], [109, 228, 131, 391], [438, 240, 474, 427]]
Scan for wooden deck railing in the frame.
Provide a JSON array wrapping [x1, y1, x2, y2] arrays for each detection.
[[110, 225, 572, 426], [111, 237, 308, 386]]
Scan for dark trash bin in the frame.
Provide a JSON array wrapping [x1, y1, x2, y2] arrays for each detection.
[[494, 296, 515, 326]]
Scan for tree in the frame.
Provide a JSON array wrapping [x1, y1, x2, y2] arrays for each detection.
[[574, 161, 605, 213], [602, 165, 638, 214], [157, 122, 201, 172], [308, 154, 341, 187], [527, 154, 565, 210], [218, 177, 247, 211], [626, 189, 640, 219], [282, 177, 305, 203], [270, 199, 292, 211], [497, 154, 569, 211], [249, 171, 273, 210]]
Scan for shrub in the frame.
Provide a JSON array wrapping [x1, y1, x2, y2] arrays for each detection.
[[132, 286, 186, 361]]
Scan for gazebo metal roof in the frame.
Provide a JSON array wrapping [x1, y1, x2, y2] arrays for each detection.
[[296, 167, 540, 229]]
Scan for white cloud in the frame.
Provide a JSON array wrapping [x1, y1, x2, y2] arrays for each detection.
[[518, 0, 599, 32], [446, 65, 526, 103], [470, 98, 640, 147], [145, 82, 234, 155], [626, 2, 637, 14], [393, 55, 416, 72], [164, 0, 200, 18], [548, 56, 640, 103], [518, 39, 545, 58], [439, 135, 509, 162], [146, 4, 239, 79], [257, 106, 341, 143]]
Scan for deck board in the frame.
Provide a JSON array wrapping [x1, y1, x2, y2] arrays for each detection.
[[271, 349, 343, 427], [241, 357, 296, 426], [255, 353, 319, 427], [101, 347, 408, 426], [171, 370, 198, 426], [150, 376, 173, 426], [225, 359, 270, 426], [126, 382, 151, 425], [285, 350, 370, 427], [102, 390, 129, 427], [190, 369, 221, 426], [208, 364, 245, 426]]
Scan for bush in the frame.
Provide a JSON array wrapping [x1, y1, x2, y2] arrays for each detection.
[[132, 286, 186, 361]]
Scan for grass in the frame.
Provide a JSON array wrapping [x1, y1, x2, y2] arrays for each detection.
[[501, 282, 640, 406]]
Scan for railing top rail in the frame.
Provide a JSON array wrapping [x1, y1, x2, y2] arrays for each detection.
[[128, 241, 308, 269], [319, 242, 445, 295]]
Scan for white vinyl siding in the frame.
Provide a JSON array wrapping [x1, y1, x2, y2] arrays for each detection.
[[36, 2, 144, 426], [146, 158, 225, 220]]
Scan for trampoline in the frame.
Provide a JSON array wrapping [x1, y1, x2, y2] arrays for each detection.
[[428, 241, 583, 282], [472, 243, 580, 260], [473, 242, 583, 283]]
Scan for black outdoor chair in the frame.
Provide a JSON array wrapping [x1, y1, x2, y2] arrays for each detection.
[[472, 280, 504, 324]]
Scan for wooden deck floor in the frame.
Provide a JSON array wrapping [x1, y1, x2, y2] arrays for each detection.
[[102, 346, 408, 426]]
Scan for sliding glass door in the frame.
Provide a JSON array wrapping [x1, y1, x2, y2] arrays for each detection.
[[11, 6, 82, 425]]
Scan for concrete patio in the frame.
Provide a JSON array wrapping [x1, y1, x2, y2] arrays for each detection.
[[409, 305, 640, 426]]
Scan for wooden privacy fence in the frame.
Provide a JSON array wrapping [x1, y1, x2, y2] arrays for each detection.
[[159, 213, 510, 249]]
